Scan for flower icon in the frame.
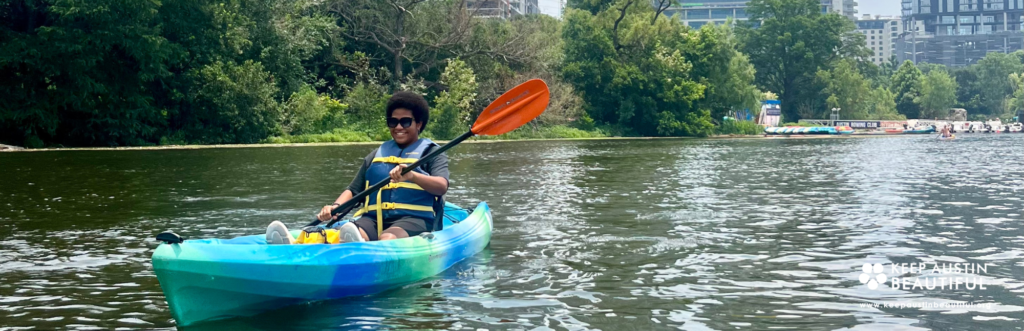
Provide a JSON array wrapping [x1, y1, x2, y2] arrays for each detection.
[[859, 263, 887, 290]]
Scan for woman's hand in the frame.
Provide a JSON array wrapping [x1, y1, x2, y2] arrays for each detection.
[[317, 204, 338, 221], [389, 164, 416, 183]]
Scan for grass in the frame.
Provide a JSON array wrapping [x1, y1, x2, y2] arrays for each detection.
[[263, 125, 608, 144], [264, 129, 374, 144], [475, 125, 608, 140], [715, 120, 763, 135]]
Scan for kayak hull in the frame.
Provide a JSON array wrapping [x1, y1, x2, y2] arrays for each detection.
[[152, 202, 492, 326]]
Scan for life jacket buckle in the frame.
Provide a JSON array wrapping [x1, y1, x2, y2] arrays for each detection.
[[380, 202, 396, 210]]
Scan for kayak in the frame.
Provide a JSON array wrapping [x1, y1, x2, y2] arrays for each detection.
[[938, 134, 956, 140], [151, 202, 492, 326], [764, 126, 837, 135]]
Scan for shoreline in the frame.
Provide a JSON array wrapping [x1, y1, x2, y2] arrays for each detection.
[[0, 133, 943, 153]]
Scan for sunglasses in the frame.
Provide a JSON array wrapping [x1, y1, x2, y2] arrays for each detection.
[[386, 117, 415, 128]]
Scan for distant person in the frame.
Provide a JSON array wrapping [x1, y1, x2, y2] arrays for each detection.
[[265, 91, 450, 244], [940, 125, 952, 138]]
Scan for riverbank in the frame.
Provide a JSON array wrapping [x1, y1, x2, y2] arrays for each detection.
[[1, 133, 936, 153]]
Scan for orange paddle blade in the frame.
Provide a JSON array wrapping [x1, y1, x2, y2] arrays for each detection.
[[471, 79, 550, 136]]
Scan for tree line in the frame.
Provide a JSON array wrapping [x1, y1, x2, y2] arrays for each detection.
[[2, 0, 1022, 148]]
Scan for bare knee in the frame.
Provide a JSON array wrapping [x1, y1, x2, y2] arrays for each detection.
[[379, 228, 408, 241]]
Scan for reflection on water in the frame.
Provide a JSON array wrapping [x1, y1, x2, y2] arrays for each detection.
[[1, 135, 1022, 330]]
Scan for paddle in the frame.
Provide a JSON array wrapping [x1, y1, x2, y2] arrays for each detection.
[[313, 79, 551, 229]]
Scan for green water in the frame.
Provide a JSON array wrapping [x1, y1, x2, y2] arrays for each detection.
[[1, 135, 1022, 330]]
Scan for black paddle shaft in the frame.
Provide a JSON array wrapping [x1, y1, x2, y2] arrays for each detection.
[[322, 131, 475, 228]]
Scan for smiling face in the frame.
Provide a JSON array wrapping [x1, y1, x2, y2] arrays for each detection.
[[389, 108, 421, 146]]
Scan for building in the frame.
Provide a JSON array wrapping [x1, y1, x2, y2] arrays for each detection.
[[468, 0, 540, 19], [856, 15, 902, 65], [897, 0, 1024, 67], [665, 0, 858, 29]]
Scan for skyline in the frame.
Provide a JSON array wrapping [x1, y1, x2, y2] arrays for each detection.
[[539, 0, 902, 18]]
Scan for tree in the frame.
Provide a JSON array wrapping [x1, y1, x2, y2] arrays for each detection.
[[561, 1, 708, 136], [431, 59, 478, 140], [865, 87, 904, 120], [915, 69, 958, 119], [0, 0, 174, 147], [187, 61, 282, 144], [1005, 72, 1024, 120], [816, 60, 872, 120], [737, 0, 867, 122], [686, 23, 761, 121], [972, 52, 1023, 116], [890, 60, 923, 118], [953, 66, 983, 114]]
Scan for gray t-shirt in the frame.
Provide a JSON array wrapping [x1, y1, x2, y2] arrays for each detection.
[[346, 145, 449, 195]]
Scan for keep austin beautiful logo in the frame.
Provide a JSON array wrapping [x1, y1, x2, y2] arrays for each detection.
[[859, 262, 993, 290]]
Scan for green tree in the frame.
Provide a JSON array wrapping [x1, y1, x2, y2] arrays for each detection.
[[865, 87, 904, 120], [1005, 72, 1024, 120], [890, 60, 923, 118], [816, 60, 871, 119], [953, 66, 983, 114], [0, 0, 174, 147], [561, 1, 709, 136], [915, 69, 958, 120], [282, 86, 329, 135], [972, 52, 1023, 116], [737, 0, 866, 122], [431, 59, 478, 140], [686, 23, 761, 121], [187, 60, 282, 144]]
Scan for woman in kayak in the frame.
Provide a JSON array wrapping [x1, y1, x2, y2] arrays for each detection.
[[266, 91, 450, 244]]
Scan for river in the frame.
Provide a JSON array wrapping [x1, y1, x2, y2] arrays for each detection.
[[1, 135, 1022, 330]]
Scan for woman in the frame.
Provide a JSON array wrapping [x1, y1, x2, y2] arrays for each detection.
[[266, 91, 449, 244]]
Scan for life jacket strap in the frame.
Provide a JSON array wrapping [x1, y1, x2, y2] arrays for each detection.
[[372, 156, 419, 164], [382, 182, 424, 190], [353, 202, 435, 216]]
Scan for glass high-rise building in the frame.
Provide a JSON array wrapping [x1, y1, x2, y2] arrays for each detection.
[[898, 0, 1024, 66], [665, 0, 858, 29]]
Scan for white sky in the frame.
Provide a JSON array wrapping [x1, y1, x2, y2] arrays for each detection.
[[539, 0, 902, 18], [858, 0, 901, 16], [539, 0, 562, 17]]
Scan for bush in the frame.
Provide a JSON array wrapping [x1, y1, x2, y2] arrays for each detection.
[[264, 129, 373, 143], [282, 86, 328, 135], [187, 60, 282, 144], [430, 59, 478, 140], [476, 125, 606, 140], [716, 120, 763, 135], [780, 122, 818, 127], [343, 82, 391, 139]]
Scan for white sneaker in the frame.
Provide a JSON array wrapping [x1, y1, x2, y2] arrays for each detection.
[[266, 221, 295, 245], [338, 222, 365, 243]]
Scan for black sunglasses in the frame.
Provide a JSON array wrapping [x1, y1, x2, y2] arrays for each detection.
[[386, 117, 415, 128]]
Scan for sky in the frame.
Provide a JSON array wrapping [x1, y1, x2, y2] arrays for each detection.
[[539, 0, 562, 17], [539, 0, 903, 18], [858, 0, 901, 16]]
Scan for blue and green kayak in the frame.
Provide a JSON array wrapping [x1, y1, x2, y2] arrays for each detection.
[[151, 202, 491, 326]]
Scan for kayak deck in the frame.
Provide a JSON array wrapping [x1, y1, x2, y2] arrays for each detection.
[[152, 202, 492, 326]]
